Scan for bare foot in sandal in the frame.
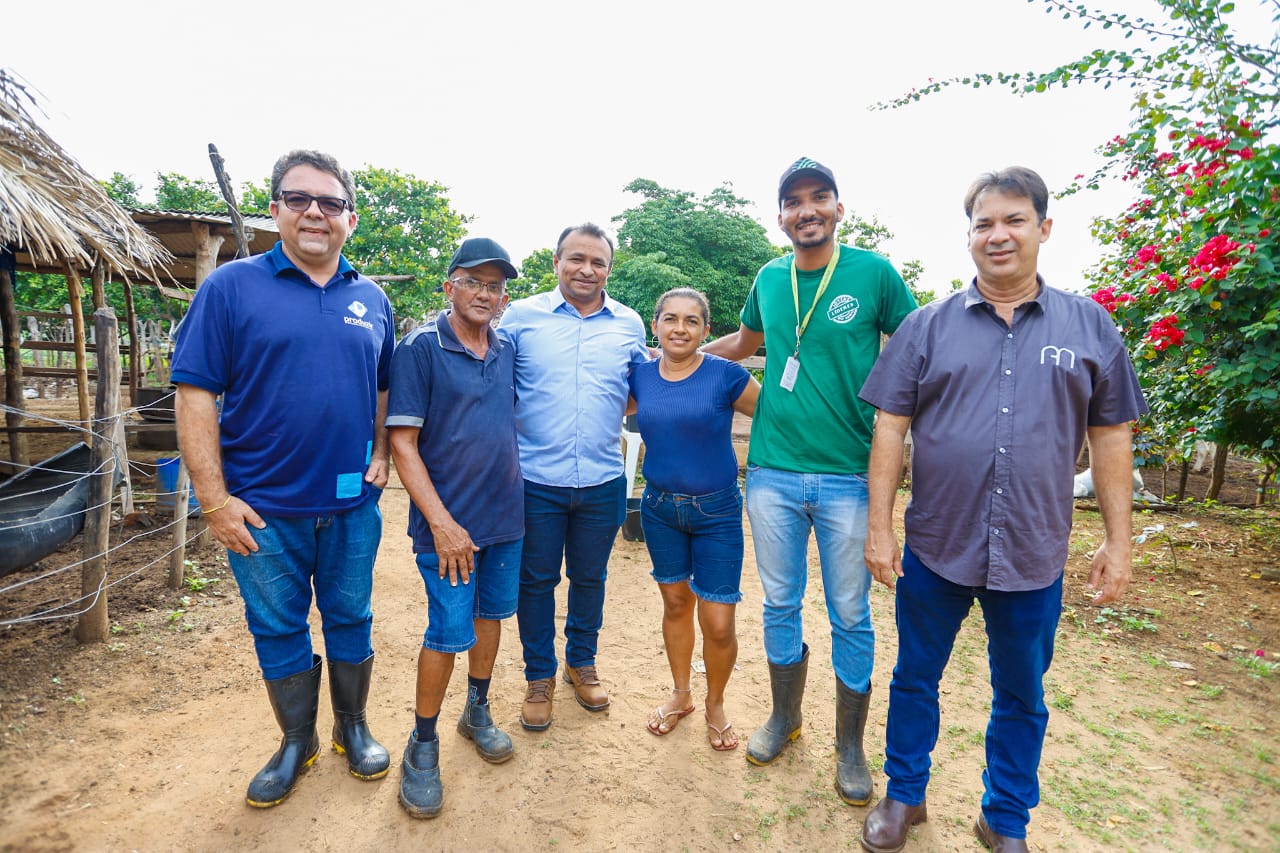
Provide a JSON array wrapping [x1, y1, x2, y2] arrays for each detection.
[[704, 700, 738, 750], [647, 686, 695, 736]]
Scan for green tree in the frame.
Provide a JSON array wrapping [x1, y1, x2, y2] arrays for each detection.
[[154, 172, 224, 210], [99, 172, 141, 207], [610, 179, 777, 336], [882, 0, 1280, 487], [511, 248, 558, 301], [343, 166, 470, 323], [838, 213, 935, 306]]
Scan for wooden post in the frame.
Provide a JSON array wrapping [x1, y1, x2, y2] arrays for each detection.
[[0, 262, 29, 466], [191, 222, 225, 289], [75, 308, 120, 644], [90, 257, 106, 310], [167, 460, 191, 589], [64, 263, 90, 423], [208, 143, 250, 259], [123, 280, 138, 407]]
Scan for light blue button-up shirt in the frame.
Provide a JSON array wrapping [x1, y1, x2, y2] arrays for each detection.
[[497, 288, 649, 488]]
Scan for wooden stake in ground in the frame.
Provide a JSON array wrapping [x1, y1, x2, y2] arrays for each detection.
[[75, 307, 120, 644]]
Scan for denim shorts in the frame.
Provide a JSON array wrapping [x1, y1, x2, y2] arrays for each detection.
[[416, 538, 522, 653], [640, 484, 744, 604]]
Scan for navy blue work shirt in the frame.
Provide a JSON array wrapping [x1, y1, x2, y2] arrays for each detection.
[[385, 312, 523, 554], [858, 279, 1148, 591]]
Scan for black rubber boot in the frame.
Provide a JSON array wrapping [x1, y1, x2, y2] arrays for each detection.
[[746, 644, 809, 766], [246, 655, 322, 808], [835, 678, 873, 805], [329, 654, 391, 780]]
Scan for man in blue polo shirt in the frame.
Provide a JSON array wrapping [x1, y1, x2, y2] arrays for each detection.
[[857, 166, 1146, 853], [173, 150, 394, 809], [386, 238, 523, 819], [497, 223, 649, 731]]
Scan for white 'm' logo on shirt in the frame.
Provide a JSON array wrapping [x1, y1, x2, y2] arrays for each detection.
[[1040, 345, 1077, 369]]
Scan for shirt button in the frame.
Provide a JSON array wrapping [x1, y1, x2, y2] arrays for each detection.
[[992, 528, 1001, 535], [996, 488, 1004, 494], [1001, 407, 1010, 413], [1004, 369, 1012, 375], [1007, 333, 1013, 339], [999, 447, 1007, 454]]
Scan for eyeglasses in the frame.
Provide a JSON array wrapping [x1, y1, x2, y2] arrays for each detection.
[[276, 190, 352, 217], [449, 277, 506, 296]]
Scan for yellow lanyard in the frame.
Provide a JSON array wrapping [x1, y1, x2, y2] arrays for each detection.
[[790, 243, 840, 358]]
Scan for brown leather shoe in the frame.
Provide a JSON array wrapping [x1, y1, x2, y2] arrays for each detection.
[[859, 796, 928, 853], [974, 813, 1029, 852], [563, 665, 610, 711], [519, 677, 555, 731]]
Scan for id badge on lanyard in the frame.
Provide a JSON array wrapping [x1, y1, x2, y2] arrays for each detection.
[[781, 244, 840, 392]]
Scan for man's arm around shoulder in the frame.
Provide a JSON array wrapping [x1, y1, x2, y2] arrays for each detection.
[[702, 324, 764, 362]]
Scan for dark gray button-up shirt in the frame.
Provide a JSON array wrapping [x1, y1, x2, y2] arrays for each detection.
[[859, 279, 1148, 591]]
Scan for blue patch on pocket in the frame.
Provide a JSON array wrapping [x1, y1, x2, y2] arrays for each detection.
[[364, 440, 373, 466], [336, 472, 363, 499]]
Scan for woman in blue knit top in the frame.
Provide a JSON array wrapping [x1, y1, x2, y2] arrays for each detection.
[[628, 288, 760, 751]]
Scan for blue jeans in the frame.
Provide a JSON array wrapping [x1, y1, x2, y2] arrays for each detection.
[[226, 494, 383, 680], [744, 466, 873, 691], [641, 484, 744, 604], [884, 543, 1062, 839], [517, 477, 625, 681], [416, 538, 522, 653]]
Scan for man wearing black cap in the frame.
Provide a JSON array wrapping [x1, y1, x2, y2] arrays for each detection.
[[704, 158, 917, 805], [386, 237, 524, 818]]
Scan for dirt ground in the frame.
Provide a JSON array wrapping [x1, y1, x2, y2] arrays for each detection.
[[1, 396, 1278, 852]]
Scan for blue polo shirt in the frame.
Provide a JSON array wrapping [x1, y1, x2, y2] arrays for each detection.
[[171, 242, 394, 516], [859, 279, 1148, 591], [496, 288, 648, 488], [386, 312, 523, 553]]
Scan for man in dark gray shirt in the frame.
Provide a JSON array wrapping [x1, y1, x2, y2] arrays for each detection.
[[856, 166, 1147, 853]]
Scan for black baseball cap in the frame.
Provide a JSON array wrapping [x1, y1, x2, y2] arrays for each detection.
[[448, 237, 519, 279], [778, 157, 839, 206]]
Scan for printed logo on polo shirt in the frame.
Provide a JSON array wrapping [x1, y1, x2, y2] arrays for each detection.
[[1040, 345, 1077, 369], [344, 300, 374, 330], [827, 294, 859, 324]]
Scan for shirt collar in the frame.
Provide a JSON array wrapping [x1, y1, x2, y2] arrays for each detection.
[[963, 274, 1048, 312], [435, 310, 502, 358], [549, 284, 620, 318], [267, 241, 357, 284]]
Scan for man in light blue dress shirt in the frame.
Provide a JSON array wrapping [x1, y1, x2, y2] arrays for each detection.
[[497, 223, 649, 731]]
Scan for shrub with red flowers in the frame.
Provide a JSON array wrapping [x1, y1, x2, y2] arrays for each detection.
[[883, 0, 1280, 487]]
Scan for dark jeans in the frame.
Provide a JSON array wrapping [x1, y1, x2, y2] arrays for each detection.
[[883, 542, 1062, 839], [516, 477, 625, 681]]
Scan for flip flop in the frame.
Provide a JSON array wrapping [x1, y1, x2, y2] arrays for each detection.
[[706, 715, 738, 751], [646, 703, 696, 736]]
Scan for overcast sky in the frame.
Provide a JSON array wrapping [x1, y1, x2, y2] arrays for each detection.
[[5, 0, 1274, 297]]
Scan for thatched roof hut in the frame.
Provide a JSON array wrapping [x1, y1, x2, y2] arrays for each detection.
[[1, 69, 171, 466], [0, 70, 169, 278]]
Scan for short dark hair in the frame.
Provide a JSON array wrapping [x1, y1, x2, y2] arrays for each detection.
[[555, 222, 614, 265], [652, 287, 710, 327], [270, 150, 357, 206], [963, 166, 1049, 223]]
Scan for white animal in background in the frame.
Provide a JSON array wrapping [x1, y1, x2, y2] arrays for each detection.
[[1073, 467, 1160, 503], [1192, 440, 1217, 473]]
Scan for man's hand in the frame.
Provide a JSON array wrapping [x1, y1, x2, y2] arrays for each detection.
[[1086, 536, 1132, 605], [431, 514, 480, 586], [203, 495, 266, 557], [864, 524, 904, 590], [364, 453, 390, 489]]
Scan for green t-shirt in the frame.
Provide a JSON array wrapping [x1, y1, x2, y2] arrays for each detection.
[[742, 245, 917, 474]]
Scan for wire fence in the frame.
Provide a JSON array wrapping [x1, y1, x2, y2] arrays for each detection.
[[0, 394, 206, 627]]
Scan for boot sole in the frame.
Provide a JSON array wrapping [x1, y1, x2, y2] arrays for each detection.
[[332, 741, 391, 780], [836, 783, 873, 806], [399, 791, 442, 820], [744, 727, 802, 766], [562, 671, 610, 711], [456, 726, 515, 764], [519, 713, 553, 732]]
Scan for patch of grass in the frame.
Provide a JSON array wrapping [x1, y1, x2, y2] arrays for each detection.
[[1235, 655, 1279, 678]]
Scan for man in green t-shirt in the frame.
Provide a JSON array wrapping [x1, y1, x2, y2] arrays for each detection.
[[704, 157, 917, 806]]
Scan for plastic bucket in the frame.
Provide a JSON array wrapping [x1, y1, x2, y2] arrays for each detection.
[[156, 457, 199, 514]]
